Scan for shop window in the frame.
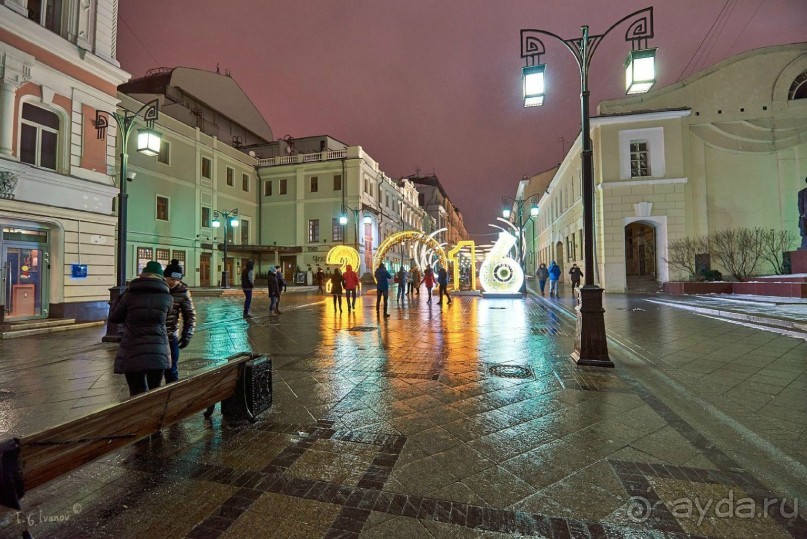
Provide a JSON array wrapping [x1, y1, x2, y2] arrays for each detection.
[[156, 248, 170, 269], [137, 247, 153, 275]]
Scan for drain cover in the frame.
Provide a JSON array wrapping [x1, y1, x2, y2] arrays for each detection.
[[348, 326, 376, 332], [489, 365, 533, 379]]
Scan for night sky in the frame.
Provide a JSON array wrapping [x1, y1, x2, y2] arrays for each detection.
[[117, 0, 806, 236]]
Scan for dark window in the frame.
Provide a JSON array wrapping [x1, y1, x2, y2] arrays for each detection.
[[20, 103, 59, 170], [201, 206, 211, 227], [156, 196, 169, 220], [157, 140, 170, 164], [226, 167, 234, 186], [241, 220, 249, 244], [264, 180, 272, 197], [332, 218, 343, 242], [280, 179, 287, 195], [310, 176, 318, 192], [788, 71, 807, 100], [333, 174, 342, 191], [242, 173, 249, 192], [201, 157, 212, 179], [27, 0, 64, 34]]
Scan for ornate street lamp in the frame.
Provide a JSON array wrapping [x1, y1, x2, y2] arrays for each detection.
[[502, 195, 540, 295], [519, 7, 657, 367], [99, 99, 161, 343], [212, 208, 239, 288]]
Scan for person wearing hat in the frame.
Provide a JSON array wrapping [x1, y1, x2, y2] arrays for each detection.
[[163, 259, 196, 383], [108, 261, 173, 396], [267, 266, 280, 315], [240, 259, 255, 318]]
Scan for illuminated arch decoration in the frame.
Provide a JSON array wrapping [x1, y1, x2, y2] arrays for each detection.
[[479, 231, 524, 294], [447, 240, 477, 291], [325, 245, 360, 293], [415, 229, 447, 271], [373, 230, 447, 281]]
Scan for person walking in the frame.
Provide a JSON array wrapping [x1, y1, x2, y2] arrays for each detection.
[[396, 266, 408, 302], [374, 263, 392, 317], [569, 263, 583, 294], [267, 266, 280, 315], [548, 260, 561, 298], [437, 266, 452, 305], [421, 266, 435, 304], [410, 266, 421, 296], [316, 266, 324, 294], [162, 260, 196, 384], [535, 263, 549, 296], [343, 264, 360, 312], [330, 268, 345, 312], [241, 259, 255, 318], [109, 261, 173, 397], [275, 265, 285, 313]]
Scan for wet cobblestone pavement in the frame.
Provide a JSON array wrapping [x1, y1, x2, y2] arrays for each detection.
[[0, 285, 805, 538]]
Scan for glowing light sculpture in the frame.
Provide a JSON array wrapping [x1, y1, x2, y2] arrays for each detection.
[[374, 230, 447, 282], [479, 231, 524, 294], [447, 240, 477, 291], [325, 245, 360, 293]]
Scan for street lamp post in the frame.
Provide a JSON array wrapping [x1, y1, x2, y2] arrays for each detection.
[[212, 209, 239, 288], [518, 7, 657, 367], [339, 205, 371, 254], [502, 196, 540, 295], [99, 100, 161, 343]]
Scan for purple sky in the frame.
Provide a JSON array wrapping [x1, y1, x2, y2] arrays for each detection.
[[117, 0, 807, 235]]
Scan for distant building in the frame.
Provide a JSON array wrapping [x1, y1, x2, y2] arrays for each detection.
[[534, 43, 807, 291], [405, 174, 470, 246]]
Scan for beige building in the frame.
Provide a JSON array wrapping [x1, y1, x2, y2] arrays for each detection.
[[532, 43, 807, 292], [0, 0, 128, 322]]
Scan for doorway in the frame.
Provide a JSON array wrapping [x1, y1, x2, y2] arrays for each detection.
[[625, 222, 657, 291], [2, 244, 47, 320], [555, 241, 564, 276], [199, 253, 211, 287]]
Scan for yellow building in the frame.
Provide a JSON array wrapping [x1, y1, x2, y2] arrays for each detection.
[[534, 43, 807, 292]]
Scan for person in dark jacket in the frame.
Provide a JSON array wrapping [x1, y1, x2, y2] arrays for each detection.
[[241, 259, 255, 318], [330, 268, 345, 313], [536, 263, 549, 296], [374, 263, 392, 317], [316, 266, 324, 294], [163, 259, 196, 383], [568, 264, 583, 294], [396, 267, 408, 303], [275, 265, 285, 313], [437, 267, 452, 305], [109, 261, 173, 397], [267, 266, 280, 315]]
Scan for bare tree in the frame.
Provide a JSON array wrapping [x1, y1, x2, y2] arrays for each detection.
[[759, 228, 797, 275], [709, 227, 765, 281], [663, 236, 709, 279]]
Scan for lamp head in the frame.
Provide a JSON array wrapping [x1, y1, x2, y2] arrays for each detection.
[[136, 128, 162, 156], [211, 219, 221, 228], [522, 64, 546, 107], [339, 214, 348, 225], [625, 48, 657, 95], [362, 214, 372, 224]]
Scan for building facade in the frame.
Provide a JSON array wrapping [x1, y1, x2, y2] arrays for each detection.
[[0, 0, 128, 322], [533, 43, 807, 292], [405, 174, 470, 246]]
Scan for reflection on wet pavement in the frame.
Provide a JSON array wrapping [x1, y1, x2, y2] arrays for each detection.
[[0, 287, 805, 538]]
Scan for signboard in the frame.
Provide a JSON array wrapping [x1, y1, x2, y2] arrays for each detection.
[[71, 264, 88, 279]]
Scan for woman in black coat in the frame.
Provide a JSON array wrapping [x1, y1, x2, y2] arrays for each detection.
[[330, 268, 345, 313], [109, 261, 173, 396]]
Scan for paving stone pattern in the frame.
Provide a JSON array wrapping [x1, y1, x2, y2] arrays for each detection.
[[0, 288, 805, 538]]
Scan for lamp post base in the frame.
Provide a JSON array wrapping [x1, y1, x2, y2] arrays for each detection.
[[571, 285, 613, 367], [101, 285, 126, 343]]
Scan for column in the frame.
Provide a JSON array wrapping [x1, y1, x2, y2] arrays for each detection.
[[0, 80, 20, 157]]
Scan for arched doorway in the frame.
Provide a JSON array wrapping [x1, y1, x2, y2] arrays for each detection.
[[555, 241, 564, 276], [624, 222, 657, 291]]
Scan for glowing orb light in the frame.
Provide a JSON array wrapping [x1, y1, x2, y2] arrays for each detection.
[[325, 245, 360, 293]]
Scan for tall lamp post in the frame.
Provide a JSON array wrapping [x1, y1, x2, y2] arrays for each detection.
[[212, 208, 239, 288], [519, 7, 657, 367], [502, 196, 540, 295], [339, 204, 371, 253], [99, 100, 162, 343]]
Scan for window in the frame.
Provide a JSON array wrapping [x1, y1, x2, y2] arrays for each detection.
[[332, 218, 344, 242], [240, 220, 250, 245], [333, 174, 342, 191], [280, 179, 288, 195], [630, 141, 651, 177], [157, 140, 170, 164], [385, 195, 390, 208], [172, 250, 186, 268], [20, 103, 59, 170], [156, 248, 170, 269], [364, 178, 369, 193], [264, 180, 272, 197], [242, 173, 249, 192], [156, 196, 169, 220], [788, 70, 807, 100], [310, 176, 318, 192], [226, 167, 234, 186], [201, 156, 212, 179], [27, 0, 64, 34], [201, 206, 211, 228], [137, 247, 153, 275], [418, 193, 425, 207], [226, 224, 234, 243], [308, 219, 320, 242]]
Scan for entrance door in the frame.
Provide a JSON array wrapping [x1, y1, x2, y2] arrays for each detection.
[[3, 245, 46, 320], [555, 241, 564, 275], [200, 253, 211, 287]]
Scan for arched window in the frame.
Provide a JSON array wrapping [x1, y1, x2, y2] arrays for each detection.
[[789, 70, 807, 100], [20, 103, 60, 170]]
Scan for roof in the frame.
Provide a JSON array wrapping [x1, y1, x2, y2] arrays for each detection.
[[120, 67, 274, 142]]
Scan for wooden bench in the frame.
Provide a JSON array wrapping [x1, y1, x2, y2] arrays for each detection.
[[0, 352, 271, 511]]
